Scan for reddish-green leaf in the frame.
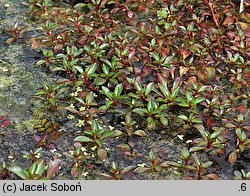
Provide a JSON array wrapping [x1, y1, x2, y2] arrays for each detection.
[[46, 159, 62, 179]]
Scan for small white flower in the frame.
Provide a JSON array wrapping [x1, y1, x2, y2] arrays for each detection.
[[137, 163, 146, 167], [76, 87, 82, 92], [177, 135, 184, 140], [50, 149, 57, 153], [186, 140, 192, 144], [69, 103, 75, 109], [108, 125, 115, 131], [67, 114, 75, 119], [79, 106, 86, 111], [81, 147, 87, 152], [91, 146, 97, 151], [82, 172, 88, 177], [77, 119, 85, 127]]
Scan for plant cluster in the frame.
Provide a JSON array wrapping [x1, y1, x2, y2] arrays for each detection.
[[3, 0, 250, 180]]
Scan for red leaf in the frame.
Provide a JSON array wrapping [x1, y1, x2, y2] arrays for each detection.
[[97, 148, 107, 161], [228, 151, 237, 164], [206, 173, 219, 180], [205, 118, 216, 128], [243, 126, 250, 131], [1, 120, 10, 127], [50, 130, 60, 140], [156, 73, 166, 84], [128, 51, 135, 60], [46, 159, 62, 179], [110, 8, 120, 14], [226, 32, 235, 39], [223, 16, 235, 26], [127, 11, 134, 18], [32, 135, 41, 142], [71, 164, 79, 177], [238, 105, 246, 113], [46, 143, 56, 149]]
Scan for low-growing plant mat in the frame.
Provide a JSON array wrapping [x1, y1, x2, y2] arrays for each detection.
[[0, 0, 250, 180]]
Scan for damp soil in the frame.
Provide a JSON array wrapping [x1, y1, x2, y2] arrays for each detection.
[[0, 0, 249, 180]]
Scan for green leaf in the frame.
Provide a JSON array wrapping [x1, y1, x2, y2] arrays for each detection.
[[148, 150, 156, 160], [114, 83, 123, 97], [48, 98, 57, 106], [202, 161, 213, 168], [91, 120, 100, 132], [178, 114, 188, 121], [159, 83, 170, 98], [132, 108, 147, 116], [178, 101, 189, 107], [160, 161, 181, 168], [35, 160, 45, 176], [192, 154, 201, 167], [145, 82, 154, 95], [185, 91, 193, 103], [56, 87, 69, 96], [111, 162, 119, 171], [35, 89, 46, 95], [8, 165, 29, 180], [194, 124, 205, 132], [193, 97, 205, 105], [210, 129, 221, 139], [238, 114, 244, 122], [150, 52, 160, 61], [74, 65, 83, 73], [101, 130, 113, 139], [86, 63, 97, 76], [94, 77, 106, 85], [95, 139, 103, 148], [33, 147, 43, 155], [36, 60, 46, 66], [115, 143, 131, 151], [198, 129, 209, 141], [198, 86, 207, 93], [160, 117, 168, 126], [133, 130, 147, 137], [134, 81, 142, 92], [111, 130, 124, 137], [225, 122, 236, 128], [234, 171, 243, 180], [134, 167, 150, 174], [159, 104, 168, 110], [236, 128, 242, 139], [147, 99, 154, 112], [192, 117, 202, 123], [189, 146, 206, 152], [172, 87, 180, 98], [74, 136, 94, 143], [121, 48, 129, 56], [83, 25, 93, 33], [84, 45, 91, 53], [128, 92, 140, 99], [181, 148, 190, 158], [29, 162, 38, 175], [121, 166, 135, 174], [102, 64, 109, 75], [100, 86, 112, 99], [242, 139, 250, 146]]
